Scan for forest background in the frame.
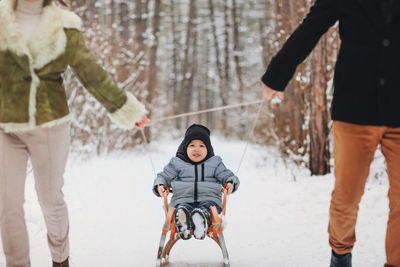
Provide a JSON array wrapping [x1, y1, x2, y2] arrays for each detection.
[[65, 0, 340, 175]]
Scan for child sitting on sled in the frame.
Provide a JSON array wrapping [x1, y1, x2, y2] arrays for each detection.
[[152, 124, 240, 240]]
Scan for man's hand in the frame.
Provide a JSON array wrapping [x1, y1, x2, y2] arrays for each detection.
[[157, 184, 169, 196], [135, 115, 150, 128], [262, 82, 284, 101]]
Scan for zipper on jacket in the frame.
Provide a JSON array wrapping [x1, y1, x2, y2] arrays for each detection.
[[194, 165, 198, 202], [201, 163, 205, 182]]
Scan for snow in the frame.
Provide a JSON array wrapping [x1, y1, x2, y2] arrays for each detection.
[[191, 211, 206, 239], [0, 137, 388, 266]]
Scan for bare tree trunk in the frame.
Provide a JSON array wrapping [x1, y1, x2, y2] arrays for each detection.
[[309, 35, 330, 175], [268, 0, 309, 165], [223, 0, 230, 87], [204, 34, 215, 128], [179, 0, 196, 127], [221, 0, 230, 133], [268, 0, 333, 173], [145, 0, 162, 139], [187, 17, 198, 126], [231, 0, 244, 90], [116, 1, 133, 82], [120, 1, 130, 40], [208, 0, 223, 80], [132, 0, 149, 142], [133, 0, 149, 91], [169, 0, 181, 128], [110, 0, 118, 35], [208, 0, 227, 131], [260, 0, 275, 67], [147, 0, 162, 106], [198, 28, 208, 124]]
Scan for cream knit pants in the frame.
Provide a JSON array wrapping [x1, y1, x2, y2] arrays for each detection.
[[0, 123, 70, 267]]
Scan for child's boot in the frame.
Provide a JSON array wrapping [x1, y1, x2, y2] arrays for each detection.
[[174, 206, 192, 240], [191, 208, 210, 240]]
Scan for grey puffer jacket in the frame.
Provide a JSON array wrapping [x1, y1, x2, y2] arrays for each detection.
[[153, 156, 239, 209]]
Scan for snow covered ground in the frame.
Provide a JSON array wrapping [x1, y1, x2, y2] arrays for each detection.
[[0, 137, 389, 266]]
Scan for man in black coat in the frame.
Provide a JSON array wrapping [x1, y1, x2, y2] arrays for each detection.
[[261, 0, 400, 266]]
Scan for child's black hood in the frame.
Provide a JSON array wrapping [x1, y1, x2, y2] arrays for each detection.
[[176, 124, 215, 164]]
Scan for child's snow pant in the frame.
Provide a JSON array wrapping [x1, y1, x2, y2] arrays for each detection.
[[329, 121, 400, 266], [175, 201, 221, 225], [0, 123, 70, 267]]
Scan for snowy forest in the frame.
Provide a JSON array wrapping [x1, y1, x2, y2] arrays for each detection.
[[65, 0, 340, 175], [1, 1, 392, 266]]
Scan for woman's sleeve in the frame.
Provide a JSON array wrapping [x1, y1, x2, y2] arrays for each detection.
[[67, 29, 146, 129], [261, 0, 341, 91]]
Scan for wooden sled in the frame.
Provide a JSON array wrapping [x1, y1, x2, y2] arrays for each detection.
[[156, 188, 230, 267]]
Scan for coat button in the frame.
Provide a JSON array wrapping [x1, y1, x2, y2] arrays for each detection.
[[383, 39, 390, 47], [23, 76, 32, 82]]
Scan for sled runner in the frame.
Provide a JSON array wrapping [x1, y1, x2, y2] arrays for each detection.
[[156, 187, 230, 267]]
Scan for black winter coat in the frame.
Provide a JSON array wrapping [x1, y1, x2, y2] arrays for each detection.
[[261, 0, 400, 127]]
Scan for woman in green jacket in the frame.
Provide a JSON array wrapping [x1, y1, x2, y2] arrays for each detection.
[[0, 0, 149, 266]]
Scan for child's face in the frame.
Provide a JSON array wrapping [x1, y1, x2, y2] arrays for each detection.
[[186, 139, 208, 163]]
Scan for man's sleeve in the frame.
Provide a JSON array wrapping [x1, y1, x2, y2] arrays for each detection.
[[261, 0, 341, 91]]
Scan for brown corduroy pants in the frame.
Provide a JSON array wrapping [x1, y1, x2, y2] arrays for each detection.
[[0, 123, 70, 267], [329, 121, 400, 266]]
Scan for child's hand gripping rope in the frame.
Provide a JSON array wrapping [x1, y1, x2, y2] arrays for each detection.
[[224, 182, 234, 195], [157, 184, 169, 197]]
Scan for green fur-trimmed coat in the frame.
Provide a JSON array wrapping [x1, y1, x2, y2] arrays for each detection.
[[0, 0, 146, 132]]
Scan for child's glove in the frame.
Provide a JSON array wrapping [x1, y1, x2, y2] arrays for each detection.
[[224, 182, 234, 195], [157, 184, 169, 196]]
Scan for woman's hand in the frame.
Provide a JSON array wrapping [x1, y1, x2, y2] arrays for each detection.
[[157, 184, 169, 196], [262, 82, 284, 101], [135, 115, 150, 128], [224, 182, 234, 195]]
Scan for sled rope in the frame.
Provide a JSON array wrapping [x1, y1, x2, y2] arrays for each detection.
[[147, 99, 264, 126], [140, 128, 157, 177], [235, 100, 265, 176], [140, 99, 265, 178]]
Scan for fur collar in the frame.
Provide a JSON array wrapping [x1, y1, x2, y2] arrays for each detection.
[[0, 0, 82, 69], [0, 0, 82, 132]]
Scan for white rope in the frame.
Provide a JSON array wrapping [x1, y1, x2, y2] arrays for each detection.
[[235, 100, 265, 176], [147, 99, 264, 126], [140, 128, 157, 177], [139, 100, 266, 178]]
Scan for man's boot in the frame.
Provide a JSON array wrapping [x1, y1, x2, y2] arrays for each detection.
[[53, 258, 69, 267], [330, 250, 351, 267]]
